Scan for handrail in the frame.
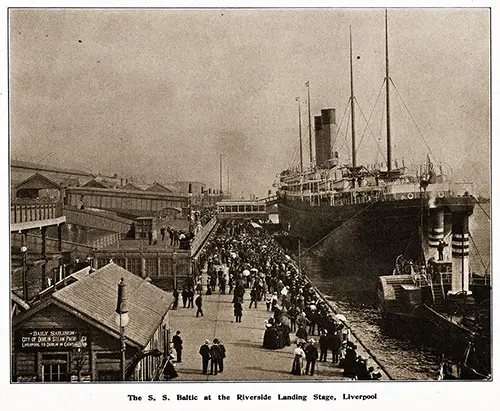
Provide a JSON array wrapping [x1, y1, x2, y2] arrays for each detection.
[[11, 201, 62, 224], [277, 239, 393, 379], [12, 198, 60, 205], [439, 271, 446, 302], [190, 217, 217, 257], [428, 271, 436, 304]]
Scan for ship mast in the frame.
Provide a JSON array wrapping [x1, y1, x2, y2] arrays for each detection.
[[385, 9, 392, 172], [297, 96, 303, 173], [306, 81, 313, 166], [219, 154, 223, 194], [350, 26, 356, 169]]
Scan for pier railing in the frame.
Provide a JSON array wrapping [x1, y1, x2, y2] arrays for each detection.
[[190, 217, 217, 257], [11, 231, 96, 255], [62, 205, 132, 233], [11, 199, 62, 224], [90, 233, 122, 250], [449, 182, 474, 197]]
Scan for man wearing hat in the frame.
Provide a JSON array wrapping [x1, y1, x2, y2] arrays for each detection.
[[172, 330, 183, 363], [210, 339, 221, 375], [199, 339, 211, 375], [217, 339, 226, 373], [305, 338, 319, 376], [195, 293, 203, 317]]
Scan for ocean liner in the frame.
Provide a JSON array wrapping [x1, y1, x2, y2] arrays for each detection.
[[275, 12, 476, 290]]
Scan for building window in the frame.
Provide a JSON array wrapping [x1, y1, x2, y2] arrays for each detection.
[[96, 353, 120, 381], [114, 258, 126, 269], [41, 353, 69, 382], [128, 258, 141, 275], [145, 258, 158, 278], [98, 370, 120, 381]]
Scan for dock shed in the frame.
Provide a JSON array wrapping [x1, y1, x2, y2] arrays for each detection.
[[12, 263, 173, 382]]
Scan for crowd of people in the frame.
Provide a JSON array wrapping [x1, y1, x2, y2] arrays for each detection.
[[158, 207, 217, 249], [154, 225, 194, 249], [194, 220, 382, 380]]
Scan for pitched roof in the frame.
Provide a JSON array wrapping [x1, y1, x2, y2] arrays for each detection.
[[118, 182, 142, 191], [144, 182, 172, 193], [82, 178, 110, 189], [15, 172, 61, 191], [144, 182, 181, 193], [52, 263, 172, 347]]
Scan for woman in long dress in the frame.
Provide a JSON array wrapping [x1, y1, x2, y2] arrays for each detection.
[[163, 355, 178, 380], [234, 301, 243, 323], [291, 343, 306, 375]]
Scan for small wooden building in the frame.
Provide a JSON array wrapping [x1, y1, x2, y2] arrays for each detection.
[[134, 216, 155, 240], [14, 172, 62, 200], [12, 263, 172, 382]]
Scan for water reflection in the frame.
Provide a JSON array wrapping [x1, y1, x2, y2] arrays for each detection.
[[311, 274, 441, 380]]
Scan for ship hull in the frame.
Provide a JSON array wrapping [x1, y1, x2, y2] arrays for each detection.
[[276, 197, 451, 291]]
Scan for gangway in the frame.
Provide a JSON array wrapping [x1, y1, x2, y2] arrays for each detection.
[[216, 199, 267, 220], [256, 194, 280, 206]]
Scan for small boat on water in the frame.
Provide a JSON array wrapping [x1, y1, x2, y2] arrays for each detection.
[[377, 234, 491, 379]]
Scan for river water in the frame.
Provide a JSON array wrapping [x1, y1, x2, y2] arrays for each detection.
[[306, 202, 491, 380]]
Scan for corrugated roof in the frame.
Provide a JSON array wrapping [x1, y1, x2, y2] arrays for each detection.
[[53, 263, 171, 347]]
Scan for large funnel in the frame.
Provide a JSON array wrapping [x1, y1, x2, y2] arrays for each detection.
[[317, 109, 336, 168]]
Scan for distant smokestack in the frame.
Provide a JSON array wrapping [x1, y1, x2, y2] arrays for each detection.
[[314, 115, 323, 167], [321, 108, 336, 167], [219, 154, 223, 193]]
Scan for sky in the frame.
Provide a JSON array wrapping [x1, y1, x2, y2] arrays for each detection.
[[9, 8, 490, 197]]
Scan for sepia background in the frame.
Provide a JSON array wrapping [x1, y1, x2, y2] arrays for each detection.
[[3, 2, 496, 410]]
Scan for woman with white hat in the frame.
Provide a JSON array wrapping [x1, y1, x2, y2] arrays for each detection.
[[291, 341, 306, 375]]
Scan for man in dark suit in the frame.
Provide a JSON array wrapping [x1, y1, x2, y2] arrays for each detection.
[[210, 340, 221, 375], [330, 328, 342, 364], [305, 338, 319, 376], [199, 339, 211, 374], [195, 294, 203, 317], [217, 339, 226, 373], [187, 288, 194, 308], [182, 287, 188, 308], [172, 331, 183, 363]]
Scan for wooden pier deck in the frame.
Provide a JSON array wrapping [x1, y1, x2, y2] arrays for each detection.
[[168, 277, 388, 381]]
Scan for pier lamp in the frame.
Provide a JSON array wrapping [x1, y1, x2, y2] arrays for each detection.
[[115, 278, 129, 381], [188, 182, 193, 234], [172, 251, 177, 290], [72, 337, 87, 382], [20, 235, 28, 301]]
